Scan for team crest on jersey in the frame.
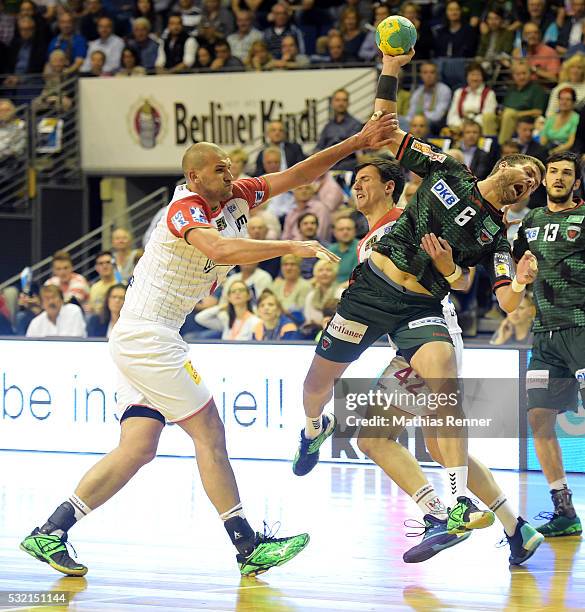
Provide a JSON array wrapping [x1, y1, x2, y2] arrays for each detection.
[[383, 223, 395, 234], [227, 204, 237, 213], [411, 140, 446, 163], [566, 225, 581, 241], [171, 211, 189, 232], [321, 335, 331, 350], [431, 180, 459, 209], [478, 228, 493, 244], [525, 227, 540, 242], [189, 206, 207, 225]]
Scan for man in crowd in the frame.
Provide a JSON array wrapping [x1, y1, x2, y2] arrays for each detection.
[[44, 251, 90, 308], [26, 285, 86, 338]]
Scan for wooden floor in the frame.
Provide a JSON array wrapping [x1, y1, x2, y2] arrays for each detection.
[[0, 451, 583, 611]]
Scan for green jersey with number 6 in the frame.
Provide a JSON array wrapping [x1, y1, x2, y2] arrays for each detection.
[[373, 134, 514, 299], [513, 201, 585, 333]]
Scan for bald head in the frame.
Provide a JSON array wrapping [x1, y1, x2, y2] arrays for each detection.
[[247, 215, 268, 239], [182, 142, 228, 176]]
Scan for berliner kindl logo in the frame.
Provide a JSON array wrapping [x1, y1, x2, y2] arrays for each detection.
[[129, 98, 165, 149]]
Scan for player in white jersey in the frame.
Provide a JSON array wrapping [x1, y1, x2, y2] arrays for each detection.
[[293, 157, 542, 564], [20, 114, 399, 578]]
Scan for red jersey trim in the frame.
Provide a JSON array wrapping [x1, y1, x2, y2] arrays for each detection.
[[493, 279, 512, 290], [166, 195, 212, 238], [396, 133, 412, 162], [356, 208, 403, 258]]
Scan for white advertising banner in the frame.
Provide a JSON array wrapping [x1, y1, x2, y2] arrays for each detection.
[[79, 68, 376, 174], [0, 340, 519, 469]]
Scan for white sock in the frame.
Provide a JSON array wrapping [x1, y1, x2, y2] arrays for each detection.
[[445, 466, 468, 505], [219, 502, 246, 522], [413, 484, 448, 520], [489, 494, 518, 537], [69, 494, 92, 522], [305, 416, 323, 440], [549, 477, 569, 492]]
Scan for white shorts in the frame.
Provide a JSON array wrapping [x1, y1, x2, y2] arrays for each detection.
[[109, 315, 212, 423]]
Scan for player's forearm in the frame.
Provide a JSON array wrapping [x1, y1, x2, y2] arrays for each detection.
[[374, 58, 405, 156], [213, 237, 294, 264], [448, 268, 472, 291], [496, 284, 525, 313]]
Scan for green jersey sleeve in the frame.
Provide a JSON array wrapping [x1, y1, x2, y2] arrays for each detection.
[[478, 234, 515, 293], [396, 133, 461, 178]]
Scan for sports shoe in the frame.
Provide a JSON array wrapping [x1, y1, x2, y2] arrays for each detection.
[[237, 524, 309, 577], [403, 514, 471, 563], [503, 517, 544, 565], [535, 512, 582, 537], [447, 496, 495, 533], [20, 528, 88, 576], [292, 413, 336, 476]]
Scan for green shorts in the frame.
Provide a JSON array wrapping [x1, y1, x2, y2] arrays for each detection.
[[315, 259, 452, 363], [527, 327, 585, 412]]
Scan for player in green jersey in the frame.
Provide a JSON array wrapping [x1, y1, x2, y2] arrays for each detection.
[[513, 151, 584, 537], [293, 50, 546, 564]]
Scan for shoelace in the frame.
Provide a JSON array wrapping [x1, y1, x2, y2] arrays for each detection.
[[403, 518, 432, 538], [39, 535, 79, 560], [533, 511, 556, 521], [258, 520, 286, 543]]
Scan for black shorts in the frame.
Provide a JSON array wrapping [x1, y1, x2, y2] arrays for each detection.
[[315, 259, 452, 363], [527, 327, 585, 412]]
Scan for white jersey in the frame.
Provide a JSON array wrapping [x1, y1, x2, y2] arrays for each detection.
[[356, 207, 462, 336], [122, 177, 269, 329]]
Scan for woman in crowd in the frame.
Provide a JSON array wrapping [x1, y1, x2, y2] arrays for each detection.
[[228, 148, 250, 179], [337, 6, 365, 61], [269, 255, 312, 318], [546, 55, 585, 116], [253, 291, 300, 341], [111, 228, 141, 283], [245, 40, 272, 71], [116, 47, 146, 76], [540, 87, 580, 154], [133, 0, 162, 35], [87, 283, 126, 338], [303, 259, 340, 330], [194, 46, 214, 69], [490, 293, 535, 346], [195, 280, 260, 341]]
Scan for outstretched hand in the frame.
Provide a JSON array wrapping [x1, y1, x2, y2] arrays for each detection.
[[381, 48, 416, 73], [289, 241, 341, 263], [357, 112, 400, 150]]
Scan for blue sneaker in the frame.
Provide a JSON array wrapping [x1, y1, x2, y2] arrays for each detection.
[[504, 517, 544, 565], [403, 514, 471, 563], [292, 413, 336, 476]]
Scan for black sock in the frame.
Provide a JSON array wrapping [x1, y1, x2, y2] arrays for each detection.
[[39, 501, 78, 537], [551, 488, 577, 519], [224, 516, 256, 556]]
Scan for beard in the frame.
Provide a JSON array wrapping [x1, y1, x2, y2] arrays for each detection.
[[547, 182, 575, 204]]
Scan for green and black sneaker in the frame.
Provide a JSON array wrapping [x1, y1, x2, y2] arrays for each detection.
[[292, 412, 336, 476], [447, 496, 495, 534], [20, 528, 88, 576], [535, 488, 582, 537], [238, 524, 309, 577]]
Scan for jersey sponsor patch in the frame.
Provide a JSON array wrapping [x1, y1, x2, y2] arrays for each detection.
[[227, 203, 237, 213], [575, 368, 585, 389], [567, 214, 585, 224], [255, 190, 265, 204], [431, 179, 460, 209], [410, 140, 446, 163], [566, 225, 581, 241], [327, 313, 368, 344], [525, 227, 540, 242], [189, 206, 207, 225], [171, 211, 189, 232], [215, 217, 227, 231], [408, 316, 448, 329], [526, 369, 549, 390], [184, 361, 201, 385], [493, 252, 512, 277]]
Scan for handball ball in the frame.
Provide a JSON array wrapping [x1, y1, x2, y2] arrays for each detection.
[[375, 15, 417, 56]]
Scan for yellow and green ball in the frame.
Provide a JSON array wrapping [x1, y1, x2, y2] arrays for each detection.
[[375, 15, 417, 56]]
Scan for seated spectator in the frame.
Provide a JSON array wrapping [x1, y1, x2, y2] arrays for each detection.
[[514, 116, 547, 161], [476, 7, 514, 68], [47, 11, 87, 74], [565, 21, 585, 59], [0, 0, 15, 48], [227, 9, 262, 63], [524, 0, 558, 45], [111, 227, 141, 282], [512, 23, 560, 84], [457, 119, 491, 179], [263, 1, 304, 59], [397, 170, 423, 208], [116, 46, 146, 76], [45, 250, 90, 307], [282, 184, 331, 243], [303, 259, 340, 330], [409, 114, 430, 141], [5, 16, 48, 84], [269, 254, 312, 314], [556, 0, 585, 55], [194, 45, 214, 69], [315, 88, 362, 171], [498, 60, 548, 144], [26, 285, 87, 338], [260, 146, 295, 219], [501, 139, 521, 156], [255, 120, 305, 176], [155, 14, 195, 73], [220, 263, 273, 305], [540, 87, 580, 154], [400, 2, 432, 60], [297, 212, 326, 280], [81, 16, 124, 74], [229, 147, 249, 179], [127, 17, 159, 71], [313, 172, 345, 212], [490, 293, 535, 346], [405, 61, 452, 135], [199, 0, 235, 39], [0, 99, 26, 200], [546, 54, 585, 117], [17, 0, 51, 43], [446, 63, 497, 136], [358, 1, 391, 61], [88, 250, 117, 315], [15, 286, 42, 335], [314, 33, 353, 64], [245, 39, 272, 71], [83, 49, 108, 76], [195, 280, 260, 340], [171, 0, 201, 35], [337, 6, 366, 61], [481, 0, 522, 32], [87, 283, 126, 337], [432, 1, 478, 60], [267, 35, 309, 69], [33, 50, 74, 112], [80, 0, 111, 42], [210, 39, 243, 70], [314, 298, 340, 343], [133, 0, 162, 36], [328, 214, 358, 283], [253, 290, 300, 341], [246, 216, 281, 275]]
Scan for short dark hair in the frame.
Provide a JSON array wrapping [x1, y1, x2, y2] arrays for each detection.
[[354, 157, 405, 202], [516, 116, 535, 127], [52, 250, 72, 264], [297, 211, 319, 229], [465, 62, 485, 80], [489, 154, 546, 183], [215, 40, 231, 51], [100, 283, 126, 324], [40, 284, 64, 300], [546, 151, 582, 175], [502, 139, 520, 152], [95, 250, 113, 263]]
